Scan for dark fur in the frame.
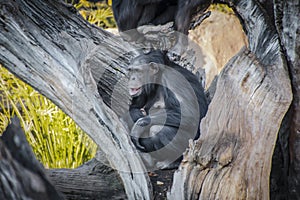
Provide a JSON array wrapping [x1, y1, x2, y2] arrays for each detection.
[[123, 50, 208, 169], [112, 0, 211, 38]]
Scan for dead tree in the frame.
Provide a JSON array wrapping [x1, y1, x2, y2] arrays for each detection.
[[169, 0, 299, 199], [0, 0, 151, 199], [0, 0, 299, 199], [0, 118, 64, 200]]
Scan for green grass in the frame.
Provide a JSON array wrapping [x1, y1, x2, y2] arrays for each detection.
[[0, 1, 234, 170], [75, 0, 116, 28], [0, 0, 116, 169], [0, 66, 97, 169]]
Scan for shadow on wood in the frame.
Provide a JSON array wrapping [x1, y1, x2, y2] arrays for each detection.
[[0, 117, 64, 200]]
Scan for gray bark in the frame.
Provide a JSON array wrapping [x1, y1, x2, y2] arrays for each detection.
[[1, 117, 126, 200], [0, 0, 151, 199], [0, 0, 299, 199], [47, 159, 126, 199], [274, 1, 300, 199], [168, 0, 293, 199], [0, 118, 64, 200]]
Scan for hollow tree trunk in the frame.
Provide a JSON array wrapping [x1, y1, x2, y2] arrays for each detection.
[[274, 1, 300, 199], [169, 0, 293, 199], [0, 0, 151, 199], [0, 0, 299, 199]]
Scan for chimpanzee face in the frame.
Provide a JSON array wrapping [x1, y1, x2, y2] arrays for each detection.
[[127, 62, 159, 97]]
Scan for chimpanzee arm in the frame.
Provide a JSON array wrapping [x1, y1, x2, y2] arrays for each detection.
[[120, 107, 146, 132], [134, 110, 181, 127], [175, 0, 211, 34], [137, 0, 165, 5], [128, 94, 148, 122], [129, 108, 146, 122], [175, 0, 193, 34], [112, 0, 143, 32], [130, 109, 181, 150]]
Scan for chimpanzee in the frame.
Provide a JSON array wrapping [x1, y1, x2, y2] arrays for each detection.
[[121, 50, 208, 169], [111, 0, 212, 54], [112, 0, 211, 35]]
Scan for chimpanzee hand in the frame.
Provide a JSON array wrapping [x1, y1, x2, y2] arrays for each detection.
[[130, 123, 147, 151], [135, 116, 151, 127], [130, 116, 152, 151], [131, 136, 145, 151]]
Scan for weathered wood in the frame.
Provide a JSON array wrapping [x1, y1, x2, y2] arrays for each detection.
[[0, 0, 151, 199], [0, 117, 64, 200], [0, 0, 299, 199], [274, 1, 300, 198], [47, 159, 126, 200], [168, 0, 292, 199], [0, 118, 125, 200]]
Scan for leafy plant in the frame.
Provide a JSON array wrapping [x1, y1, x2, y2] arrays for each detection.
[[209, 3, 234, 14], [75, 0, 116, 28], [0, 0, 116, 169], [0, 66, 97, 168]]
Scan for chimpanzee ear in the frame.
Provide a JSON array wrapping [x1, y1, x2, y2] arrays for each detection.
[[149, 62, 159, 75]]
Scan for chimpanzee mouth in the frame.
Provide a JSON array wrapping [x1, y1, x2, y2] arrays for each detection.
[[129, 87, 142, 97]]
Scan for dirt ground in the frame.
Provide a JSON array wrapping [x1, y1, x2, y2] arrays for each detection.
[[149, 169, 177, 200]]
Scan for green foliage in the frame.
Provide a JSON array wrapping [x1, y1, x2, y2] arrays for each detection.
[[0, 0, 115, 170], [75, 0, 116, 28], [209, 3, 235, 14], [0, 66, 97, 169]]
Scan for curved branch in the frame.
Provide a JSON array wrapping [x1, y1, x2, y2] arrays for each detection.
[[0, 0, 151, 199], [169, 0, 292, 199]]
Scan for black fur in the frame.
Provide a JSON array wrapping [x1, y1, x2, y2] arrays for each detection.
[[122, 50, 208, 169]]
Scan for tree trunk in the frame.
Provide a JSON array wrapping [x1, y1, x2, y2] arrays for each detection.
[[169, 0, 293, 199], [0, 118, 64, 200], [1, 117, 126, 199], [274, 1, 300, 199], [0, 0, 299, 199], [0, 0, 151, 199], [47, 159, 126, 199]]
